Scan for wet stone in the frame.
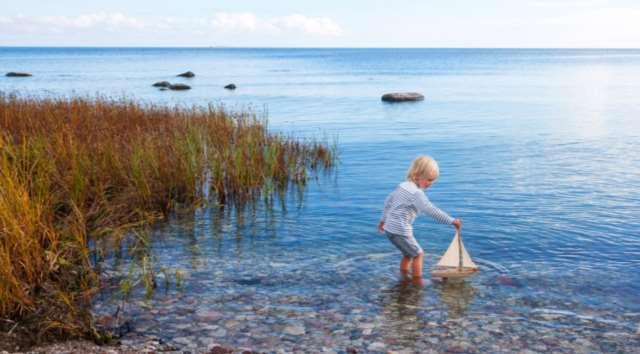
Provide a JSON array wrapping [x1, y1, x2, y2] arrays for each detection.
[[197, 309, 223, 321], [209, 345, 233, 354], [367, 342, 385, 351], [211, 328, 227, 337], [284, 324, 306, 336]]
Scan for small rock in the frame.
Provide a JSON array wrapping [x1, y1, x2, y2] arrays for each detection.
[[346, 347, 357, 354], [538, 313, 563, 321], [152, 81, 171, 88], [196, 309, 223, 320], [211, 328, 227, 337], [367, 342, 385, 351], [381, 92, 424, 102], [169, 83, 191, 90], [6, 72, 32, 77], [173, 336, 192, 345], [177, 71, 195, 78], [209, 346, 233, 354], [283, 324, 306, 335], [224, 83, 236, 90]]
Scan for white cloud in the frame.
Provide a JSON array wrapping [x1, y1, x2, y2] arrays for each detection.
[[212, 12, 258, 32], [530, 0, 609, 8], [541, 7, 640, 26], [0, 16, 13, 25], [0, 11, 344, 43], [37, 12, 145, 30], [274, 14, 343, 37]]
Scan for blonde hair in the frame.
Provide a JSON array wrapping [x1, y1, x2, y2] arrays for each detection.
[[406, 155, 440, 183]]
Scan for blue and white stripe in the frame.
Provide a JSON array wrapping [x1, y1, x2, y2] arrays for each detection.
[[381, 181, 454, 236]]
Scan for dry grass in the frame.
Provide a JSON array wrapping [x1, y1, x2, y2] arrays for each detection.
[[0, 95, 335, 343]]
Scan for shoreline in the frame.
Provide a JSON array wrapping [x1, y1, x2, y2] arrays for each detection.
[[0, 95, 335, 348]]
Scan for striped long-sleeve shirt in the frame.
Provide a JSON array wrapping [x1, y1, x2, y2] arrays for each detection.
[[381, 181, 454, 236]]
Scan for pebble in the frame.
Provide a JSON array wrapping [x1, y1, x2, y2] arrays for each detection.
[[284, 324, 306, 335], [211, 328, 227, 337], [367, 342, 385, 351], [78, 260, 639, 354]]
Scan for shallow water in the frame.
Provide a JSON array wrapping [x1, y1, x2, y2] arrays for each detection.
[[3, 48, 640, 352]]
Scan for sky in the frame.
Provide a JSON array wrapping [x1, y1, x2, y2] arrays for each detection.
[[2, 0, 639, 48]]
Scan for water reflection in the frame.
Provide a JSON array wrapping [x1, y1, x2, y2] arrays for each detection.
[[379, 275, 426, 345], [433, 279, 476, 319]]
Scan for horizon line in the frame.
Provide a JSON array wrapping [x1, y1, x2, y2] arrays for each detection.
[[1, 45, 640, 50]]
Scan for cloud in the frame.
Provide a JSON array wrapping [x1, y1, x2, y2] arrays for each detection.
[[541, 7, 640, 27], [33, 12, 145, 30], [0, 11, 344, 43], [530, 0, 609, 8], [274, 14, 343, 37], [210, 13, 343, 37], [212, 12, 258, 32]]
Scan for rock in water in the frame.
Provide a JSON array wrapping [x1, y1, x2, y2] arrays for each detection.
[[168, 83, 191, 90], [152, 81, 171, 88], [283, 324, 305, 335], [177, 71, 195, 78], [381, 92, 424, 102], [6, 72, 32, 77], [224, 83, 236, 90]]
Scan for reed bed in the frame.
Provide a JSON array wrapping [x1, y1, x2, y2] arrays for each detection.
[[0, 95, 335, 342]]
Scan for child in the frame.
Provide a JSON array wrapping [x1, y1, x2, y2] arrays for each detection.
[[378, 155, 462, 281]]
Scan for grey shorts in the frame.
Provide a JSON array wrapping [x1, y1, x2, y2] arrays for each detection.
[[386, 231, 423, 258]]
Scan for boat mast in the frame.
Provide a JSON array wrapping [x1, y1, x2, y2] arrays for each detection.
[[457, 230, 463, 270]]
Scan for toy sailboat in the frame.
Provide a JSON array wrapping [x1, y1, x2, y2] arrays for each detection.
[[432, 230, 479, 279]]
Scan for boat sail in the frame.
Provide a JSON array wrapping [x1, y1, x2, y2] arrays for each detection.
[[432, 230, 478, 279]]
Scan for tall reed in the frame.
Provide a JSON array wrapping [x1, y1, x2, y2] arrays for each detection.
[[0, 95, 335, 342]]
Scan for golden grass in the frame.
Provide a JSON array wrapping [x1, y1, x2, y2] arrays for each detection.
[[0, 94, 335, 342]]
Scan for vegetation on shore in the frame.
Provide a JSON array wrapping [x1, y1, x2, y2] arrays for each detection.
[[0, 95, 335, 344]]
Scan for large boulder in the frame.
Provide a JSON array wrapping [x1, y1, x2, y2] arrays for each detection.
[[381, 92, 424, 102], [168, 83, 191, 90], [177, 71, 195, 78], [6, 72, 32, 77]]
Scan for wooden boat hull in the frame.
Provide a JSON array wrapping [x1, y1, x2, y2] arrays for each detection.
[[431, 266, 478, 279]]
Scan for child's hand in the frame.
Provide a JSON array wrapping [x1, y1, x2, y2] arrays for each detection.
[[452, 218, 463, 231], [377, 221, 385, 234]]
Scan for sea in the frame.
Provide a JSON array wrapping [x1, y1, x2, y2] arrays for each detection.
[[2, 47, 639, 352]]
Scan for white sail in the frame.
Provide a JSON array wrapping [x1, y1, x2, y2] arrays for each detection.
[[436, 231, 478, 269]]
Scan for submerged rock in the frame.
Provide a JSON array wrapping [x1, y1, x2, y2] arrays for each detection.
[[209, 345, 233, 354], [152, 81, 171, 88], [381, 92, 424, 102], [224, 83, 236, 90], [283, 324, 306, 335], [367, 342, 386, 351], [6, 72, 32, 77], [169, 83, 191, 90], [177, 71, 195, 78]]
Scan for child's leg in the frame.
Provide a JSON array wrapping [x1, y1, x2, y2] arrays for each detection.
[[411, 253, 424, 278], [400, 256, 411, 273]]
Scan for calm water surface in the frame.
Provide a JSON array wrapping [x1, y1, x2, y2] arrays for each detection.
[[2, 48, 640, 352]]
